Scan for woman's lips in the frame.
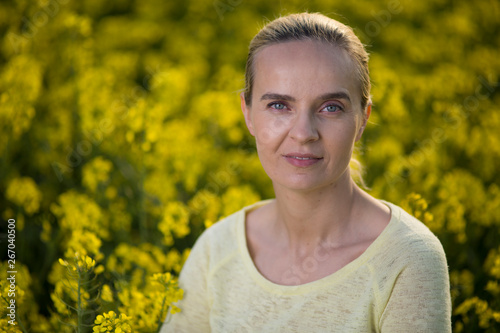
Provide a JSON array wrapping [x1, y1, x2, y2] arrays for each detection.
[[283, 153, 323, 167]]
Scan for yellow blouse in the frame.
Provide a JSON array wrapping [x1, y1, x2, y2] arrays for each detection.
[[161, 199, 451, 332]]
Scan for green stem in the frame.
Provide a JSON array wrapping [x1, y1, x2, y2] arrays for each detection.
[[156, 295, 167, 333], [77, 269, 83, 333], [139, 147, 147, 242], [15, 311, 28, 333]]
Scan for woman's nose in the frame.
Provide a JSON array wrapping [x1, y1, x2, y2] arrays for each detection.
[[288, 110, 319, 144]]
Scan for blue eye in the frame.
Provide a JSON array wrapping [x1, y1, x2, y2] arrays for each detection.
[[323, 104, 342, 113], [269, 102, 286, 110]]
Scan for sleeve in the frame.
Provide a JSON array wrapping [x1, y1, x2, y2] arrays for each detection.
[[160, 233, 211, 333], [379, 237, 452, 333]]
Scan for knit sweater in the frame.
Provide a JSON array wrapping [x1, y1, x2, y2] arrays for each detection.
[[161, 199, 451, 332]]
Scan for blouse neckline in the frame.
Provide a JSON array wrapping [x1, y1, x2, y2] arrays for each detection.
[[236, 198, 400, 295]]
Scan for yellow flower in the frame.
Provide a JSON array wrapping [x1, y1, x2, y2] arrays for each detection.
[[101, 284, 114, 302], [41, 218, 52, 242], [93, 311, 132, 333], [82, 156, 113, 192], [77, 254, 95, 271], [221, 185, 260, 217], [5, 177, 42, 216], [204, 219, 214, 228], [158, 201, 190, 246], [59, 258, 69, 267], [50, 190, 109, 239], [65, 230, 103, 260], [59, 253, 97, 273]]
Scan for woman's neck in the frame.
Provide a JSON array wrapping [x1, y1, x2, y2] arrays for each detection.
[[271, 173, 362, 256]]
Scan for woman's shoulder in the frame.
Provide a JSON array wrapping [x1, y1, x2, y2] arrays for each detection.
[[372, 201, 451, 322], [384, 201, 443, 246], [375, 200, 448, 266], [193, 207, 241, 250]]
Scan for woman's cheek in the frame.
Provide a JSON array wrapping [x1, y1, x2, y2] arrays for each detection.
[[254, 115, 289, 146]]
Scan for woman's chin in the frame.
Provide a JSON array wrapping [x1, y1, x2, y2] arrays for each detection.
[[272, 176, 326, 192], [270, 170, 350, 193]]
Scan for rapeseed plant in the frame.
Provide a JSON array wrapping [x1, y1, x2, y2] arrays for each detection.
[[0, 0, 499, 331]]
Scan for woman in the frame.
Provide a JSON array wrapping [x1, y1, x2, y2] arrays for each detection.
[[162, 12, 451, 332]]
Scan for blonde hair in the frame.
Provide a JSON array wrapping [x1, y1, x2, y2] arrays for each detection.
[[243, 12, 370, 187]]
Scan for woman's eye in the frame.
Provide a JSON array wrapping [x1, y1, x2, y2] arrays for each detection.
[[269, 102, 286, 110], [323, 104, 342, 113]]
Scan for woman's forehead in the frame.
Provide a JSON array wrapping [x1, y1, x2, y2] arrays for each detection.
[[252, 40, 360, 103]]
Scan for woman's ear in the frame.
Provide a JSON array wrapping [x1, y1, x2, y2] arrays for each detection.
[[240, 92, 255, 136], [355, 103, 371, 142]]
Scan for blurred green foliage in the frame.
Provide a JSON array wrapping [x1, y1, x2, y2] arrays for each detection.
[[0, 0, 499, 331]]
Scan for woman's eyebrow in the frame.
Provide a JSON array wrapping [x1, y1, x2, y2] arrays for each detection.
[[259, 92, 351, 103], [260, 93, 295, 102], [317, 92, 351, 104]]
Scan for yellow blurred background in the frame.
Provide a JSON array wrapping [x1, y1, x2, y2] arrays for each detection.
[[0, 0, 499, 331]]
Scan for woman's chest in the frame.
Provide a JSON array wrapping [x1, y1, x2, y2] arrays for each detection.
[[249, 236, 372, 286], [207, 269, 379, 333]]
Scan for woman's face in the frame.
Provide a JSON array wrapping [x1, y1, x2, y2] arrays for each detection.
[[241, 39, 370, 192]]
